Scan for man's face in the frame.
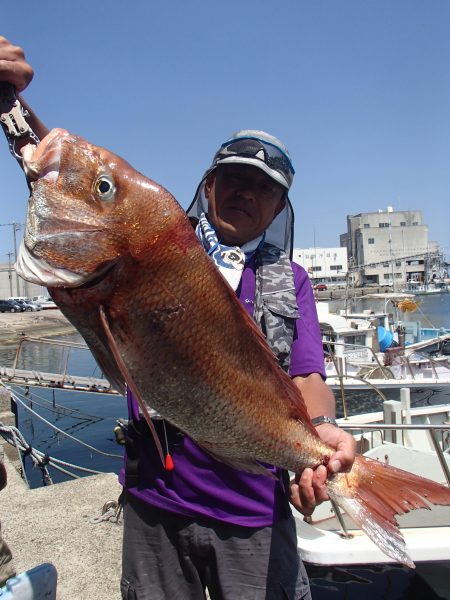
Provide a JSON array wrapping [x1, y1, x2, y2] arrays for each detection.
[[204, 164, 286, 246]]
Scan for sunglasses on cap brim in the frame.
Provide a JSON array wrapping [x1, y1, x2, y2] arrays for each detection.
[[215, 137, 295, 178]]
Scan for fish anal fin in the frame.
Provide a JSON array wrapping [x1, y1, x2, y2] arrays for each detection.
[[198, 442, 277, 480]]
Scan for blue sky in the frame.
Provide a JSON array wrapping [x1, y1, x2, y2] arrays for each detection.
[[1, 1, 449, 260]]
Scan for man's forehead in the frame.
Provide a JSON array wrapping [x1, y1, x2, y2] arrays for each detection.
[[216, 163, 282, 184]]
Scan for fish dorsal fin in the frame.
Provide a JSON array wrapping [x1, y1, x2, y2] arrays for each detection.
[[281, 376, 319, 437], [98, 304, 167, 468], [221, 281, 318, 437]]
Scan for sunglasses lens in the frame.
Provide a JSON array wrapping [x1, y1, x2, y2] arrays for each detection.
[[219, 138, 295, 178]]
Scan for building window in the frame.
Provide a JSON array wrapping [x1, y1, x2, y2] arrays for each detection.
[[383, 262, 389, 267], [312, 266, 322, 272], [379, 223, 389, 228], [400, 222, 406, 227], [330, 265, 343, 271], [368, 238, 375, 244], [413, 222, 419, 226], [395, 261, 401, 267], [383, 273, 392, 280], [364, 223, 370, 228]]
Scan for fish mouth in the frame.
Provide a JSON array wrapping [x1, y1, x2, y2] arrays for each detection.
[[16, 239, 88, 287], [21, 128, 69, 183], [16, 239, 117, 288]]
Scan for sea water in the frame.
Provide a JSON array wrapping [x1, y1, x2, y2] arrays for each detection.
[[0, 336, 126, 487]]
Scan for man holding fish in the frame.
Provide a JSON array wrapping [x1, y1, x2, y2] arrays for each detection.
[[0, 36, 357, 599]]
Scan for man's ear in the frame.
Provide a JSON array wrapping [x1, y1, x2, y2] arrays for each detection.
[[274, 194, 287, 217], [204, 171, 216, 198]]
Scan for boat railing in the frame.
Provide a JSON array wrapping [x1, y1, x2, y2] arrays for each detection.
[[323, 340, 390, 375], [11, 336, 89, 373], [0, 336, 118, 393], [331, 421, 450, 538], [324, 339, 450, 381]]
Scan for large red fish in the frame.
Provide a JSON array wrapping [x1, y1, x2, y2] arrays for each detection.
[[17, 128, 450, 567]]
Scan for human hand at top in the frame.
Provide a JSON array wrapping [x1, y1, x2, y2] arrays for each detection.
[[0, 36, 34, 92], [289, 423, 356, 517]]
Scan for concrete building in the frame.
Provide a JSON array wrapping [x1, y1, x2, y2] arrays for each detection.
[[0, 261, 45, 301], [293, 247, 348, 286], [341, 207, 439, 287]]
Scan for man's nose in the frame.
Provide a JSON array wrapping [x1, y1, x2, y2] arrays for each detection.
[[235, 181, 257, 201]]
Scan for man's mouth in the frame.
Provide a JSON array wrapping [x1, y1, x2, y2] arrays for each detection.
[[226, 204, 252, 218]]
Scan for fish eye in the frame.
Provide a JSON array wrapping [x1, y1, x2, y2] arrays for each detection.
[[94, 175, 116, 201]]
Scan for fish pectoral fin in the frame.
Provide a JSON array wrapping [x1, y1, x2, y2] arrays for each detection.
[[97, 304, 167, 468], [327, 454, 450, 568], [198, 442, 277, 479]]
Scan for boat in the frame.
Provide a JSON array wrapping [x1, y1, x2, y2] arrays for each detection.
[[295, 393, 450, 596], [317, 298, 450, 410], [401, 281, 450, 296]]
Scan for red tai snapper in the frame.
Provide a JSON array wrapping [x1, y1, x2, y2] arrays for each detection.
[[16, 128, 450, 568]]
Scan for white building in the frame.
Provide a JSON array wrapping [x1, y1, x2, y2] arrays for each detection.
[[293, 247, 348, 286]]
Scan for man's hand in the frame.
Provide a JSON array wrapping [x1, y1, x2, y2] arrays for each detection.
[[0, 36, 34, 91], [289, 423, 356, 517]]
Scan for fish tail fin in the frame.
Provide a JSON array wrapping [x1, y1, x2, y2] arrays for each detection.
[[327, 454, 450, 568]]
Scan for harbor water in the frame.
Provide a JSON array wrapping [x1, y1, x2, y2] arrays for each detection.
[[0, 337, 126, 487]]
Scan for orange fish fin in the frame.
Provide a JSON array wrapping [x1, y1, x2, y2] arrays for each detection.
[[328, 454, 450, 568], [198, 442, 277, 479], [98, 304, 166, 469], [220, 283, 318, 436], [281, 378, 318, 437]]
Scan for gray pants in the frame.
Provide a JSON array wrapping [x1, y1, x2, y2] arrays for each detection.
[[0, 522, 15, 587], [121, 492, 311, 600]]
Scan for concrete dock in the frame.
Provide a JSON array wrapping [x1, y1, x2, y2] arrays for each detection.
[[0, 307, 124, 599], [0, 309, 76, 346], [1, 450, 123, 599]]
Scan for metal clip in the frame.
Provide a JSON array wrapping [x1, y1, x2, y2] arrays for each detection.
[[0, 82, 40, 162], [0, 84, 30, 136]]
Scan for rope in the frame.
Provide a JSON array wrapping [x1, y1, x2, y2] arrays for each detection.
[[4, 384, 122, 459], [89, 499, 123, 525], [17, 385, 103, 421], [0, 422, 107, 482]]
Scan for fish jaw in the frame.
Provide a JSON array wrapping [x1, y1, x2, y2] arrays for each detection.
[[21, 127, 67, 183]]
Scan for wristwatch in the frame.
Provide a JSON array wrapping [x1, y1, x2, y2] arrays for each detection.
[[311, 415, 338, 427]]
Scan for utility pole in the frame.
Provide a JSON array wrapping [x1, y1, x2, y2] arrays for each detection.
[[12, 222, 21, 296], [6, 252, 14, 296], [0, 222, 24, 296]]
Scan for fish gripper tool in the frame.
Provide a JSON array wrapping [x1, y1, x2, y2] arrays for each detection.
[[0, 82, 40, 165]]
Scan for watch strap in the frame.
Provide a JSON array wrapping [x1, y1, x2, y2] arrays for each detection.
[[311, 415, 338, 427]]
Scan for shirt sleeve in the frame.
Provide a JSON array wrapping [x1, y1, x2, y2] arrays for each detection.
[[288, 262, 326, 379]]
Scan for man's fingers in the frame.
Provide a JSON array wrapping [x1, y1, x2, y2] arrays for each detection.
[[290, 465, 330, 517], [0, 38, 34, 91]]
